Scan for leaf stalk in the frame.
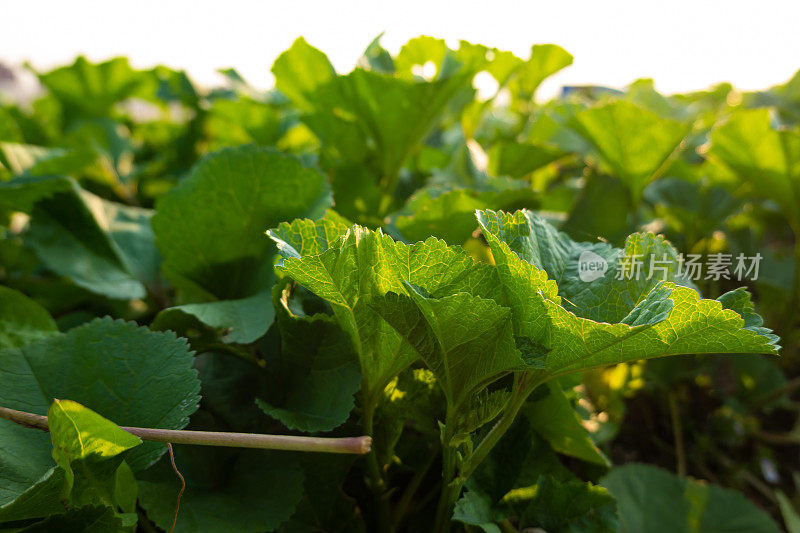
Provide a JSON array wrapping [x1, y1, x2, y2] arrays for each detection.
[[0, 405, 372, 455]]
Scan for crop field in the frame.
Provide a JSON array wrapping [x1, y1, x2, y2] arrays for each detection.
[[1, 36, 799, 532]]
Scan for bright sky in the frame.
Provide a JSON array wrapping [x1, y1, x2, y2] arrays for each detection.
[[3, 0, 800, 98]]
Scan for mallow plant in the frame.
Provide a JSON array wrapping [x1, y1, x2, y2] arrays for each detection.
[[266, 208, 780, 532], [0, 38, 791, 531]]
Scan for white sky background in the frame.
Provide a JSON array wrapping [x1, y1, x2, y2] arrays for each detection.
[[2, 0, 800, 98]]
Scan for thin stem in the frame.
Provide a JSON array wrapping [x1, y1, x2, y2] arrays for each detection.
[[166, 443, 185, 533], [752, 428, 800, 446], [750, 375, 800, 409], [362, 397, 392, 533], [782, 238, 800, 335], [433, 405, 459, 533], [391, 451, 436, 531], [668, 391, 686, 477], [462, 374, 547, 481], [0, 405, 372, 455]]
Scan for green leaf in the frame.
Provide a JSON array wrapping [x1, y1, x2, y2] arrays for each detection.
[[267, 211, 351, 259], [469, 416, 579, 504], [138, 447, 304, 533], [372, 287, 523, 410], [204, 97, 284, 150], [477, 209, 693, 322], [709, 108, 800, 229], [357, 34, 395, 74], [509, 44, 573, 101], [518, 475, 618, 532], [523, 382, 608, 465], [569, 101, 689, 202], [193, 351, 270, 432], [25, 184, 155, 300], [300, 66, 475, 187], [272, 37, 337, 110], [452, 490, 504, 533], [152, 291, 273, 344], [18, 505, 133, 532], [643, 176, 740, 249], [0, 468, 67, 524], [476, 209, 780, 377], [152, 145, 331, 299], [0, 142, 95, 177], [487, 140, 567, 178], [602, 463, 781, 533], [561, 174, 632, 245], [0, 108, 23, 143], [776, 491, 800, 533], [282, 454, 365, 531], [269, 223, 499, 395], [38, 56, 146, 121], [256, 281, 360, 432], [390, 186, 539, 245], [48, 399, 141, 510], [0, 286, 57, 349], [0, 317, 200, 514], [393, 36, 450, 78], [0, 175, 73, 213]]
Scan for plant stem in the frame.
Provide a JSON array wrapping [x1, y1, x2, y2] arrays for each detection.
[[0, 405, 371, 454], [432, 406, 459, 533], [782, 238, 800, 335], [462, 374, 546, 481], [751, 375, 800, 409], [391, 451, 436, 531], [668, 391, 686, 477], [362, 397, 392, 533]]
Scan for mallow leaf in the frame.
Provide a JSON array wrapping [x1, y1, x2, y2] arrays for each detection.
[[709, 108, 800, 230], [0, 286, 58, 349], [0, 174, 72, 213], [48, 399, 141, 512], [18, 504, 133, 533], [272, 37, 337, 111], [204, 97, 284, 150], [508, 44, 574, 102], [393, 36, 450, 78], [389, 186, 539, 245], [452, 490, 505, 533], [602, 463, 781, 533], [372, 286, 524, 410], [152, 292, 273, 345], [487, 140, 568, 179], [568, 101, 689, 202], [523, 382, 608, 466], [518, 475, 618, 532], [269, 221, 500, 396], [476, 209, 694, 322], [0, 317, 200, 514], [0, 142, 96, 177], [477, 209, 780, 378], [3, 177, 160, 300], [256, 280, 361, 432], [138, 442, 304, 533], [297, 66, 475, 188], [0, 108, 23, 143], [38, 56, 147, 122], [267, 210, 351, 260], [358, 33, 395, 74], [152, 145, 331, 299]]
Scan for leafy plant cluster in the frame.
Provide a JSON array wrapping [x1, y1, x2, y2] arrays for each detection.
[[0, 35, 799, 532]]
